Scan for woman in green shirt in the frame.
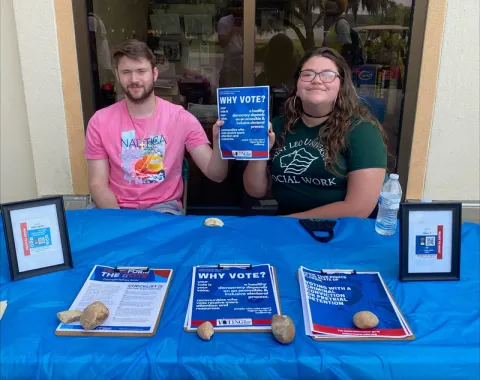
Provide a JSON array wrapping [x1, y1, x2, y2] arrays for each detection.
[[243, 47, 388, 218]]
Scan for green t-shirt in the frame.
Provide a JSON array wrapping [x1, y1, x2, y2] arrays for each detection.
[[270, 116, 387, 215]]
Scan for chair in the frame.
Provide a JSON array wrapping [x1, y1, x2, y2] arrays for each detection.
[[42, 194, 90, 210]]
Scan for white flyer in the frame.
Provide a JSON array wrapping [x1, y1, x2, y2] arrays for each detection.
[[55, 265, 173, 336]]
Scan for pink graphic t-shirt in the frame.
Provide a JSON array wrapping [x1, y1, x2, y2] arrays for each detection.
[[85, 97, 209, 209]]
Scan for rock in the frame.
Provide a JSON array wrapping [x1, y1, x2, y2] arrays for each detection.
[[79, 301, 109, 330], [197, 321, 214, 340], [271, 314, 295, 344], [353, 311, 379, 329], [204, 218, 224, 227], [57, 310, 82, 324]]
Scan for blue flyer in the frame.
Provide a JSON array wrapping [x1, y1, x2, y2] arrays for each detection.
[[416, 235, 438, 255], [299, 268, 412, 338], [20, 220, 53, 256], [217, 86, 270, 160], [28, 226, 52, 249], [186, 264, 280, 330], [414, 224, 443, 258]]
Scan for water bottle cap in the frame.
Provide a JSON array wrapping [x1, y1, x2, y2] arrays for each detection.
[[389, 173, 399, 180]]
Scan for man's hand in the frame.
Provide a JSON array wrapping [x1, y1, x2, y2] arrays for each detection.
[[212, 119, 224, 141], [190, 120, 228, 183]]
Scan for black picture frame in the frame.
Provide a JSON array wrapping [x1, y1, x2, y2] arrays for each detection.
[[399, 202, 461, 281], [158, 41, 181, 61], [1, 196, 73, 281]]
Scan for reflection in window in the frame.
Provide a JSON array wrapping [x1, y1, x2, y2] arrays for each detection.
[[254, 0, 412, 171], [88, 0, 248, 122], [85, 0, 414, 213]]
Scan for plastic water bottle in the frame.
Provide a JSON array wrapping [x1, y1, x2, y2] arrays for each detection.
[[375, 174, 402, 236]]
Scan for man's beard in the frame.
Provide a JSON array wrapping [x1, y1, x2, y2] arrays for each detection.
[[122, 81, 154, 104]]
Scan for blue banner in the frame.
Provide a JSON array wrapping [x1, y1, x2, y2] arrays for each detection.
[[302, 269, 407, 337], [217, 86, 270, 160], [190, 264, 278, 328]]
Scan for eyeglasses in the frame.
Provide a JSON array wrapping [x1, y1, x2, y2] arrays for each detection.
[[299, 70, 341, 83]]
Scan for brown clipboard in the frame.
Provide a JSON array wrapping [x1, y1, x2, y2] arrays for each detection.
[[297, 269, 416, 342], [184, 264, 282, 333], [55, 267, 174, 337]]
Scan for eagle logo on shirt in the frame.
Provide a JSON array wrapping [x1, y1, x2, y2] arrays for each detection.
[[280, 148, 318, 175]]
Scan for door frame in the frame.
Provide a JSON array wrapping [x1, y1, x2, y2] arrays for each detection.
[[72, 0, 97, 131], [396, 0, 430, 200]]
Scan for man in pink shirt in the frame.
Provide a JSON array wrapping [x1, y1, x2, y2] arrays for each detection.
[[85, 39, 228, 215]]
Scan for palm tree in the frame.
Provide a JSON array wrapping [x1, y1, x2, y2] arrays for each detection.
[[347, 0, 389, 25], [282, 0, 327, 50], [186, 0, 390, 52]]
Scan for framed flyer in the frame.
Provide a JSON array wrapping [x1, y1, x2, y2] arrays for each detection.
[[1, 196, 73, 281], [399, 202, 461, 281]]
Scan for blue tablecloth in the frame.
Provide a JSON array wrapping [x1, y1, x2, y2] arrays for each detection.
[[1, 210, 479, 379]]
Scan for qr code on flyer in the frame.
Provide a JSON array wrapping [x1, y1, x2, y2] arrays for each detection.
[[425, 237, 436, 246]]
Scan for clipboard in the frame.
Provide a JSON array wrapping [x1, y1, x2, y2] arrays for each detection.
[[55, 265, 174, 337], [297, 268, 416, 342], [184, 263, 282, 333]]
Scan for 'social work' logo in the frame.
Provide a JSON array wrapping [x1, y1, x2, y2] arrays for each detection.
[[280, 148, 318, 175]]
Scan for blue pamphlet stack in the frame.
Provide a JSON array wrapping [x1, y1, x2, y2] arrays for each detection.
[[298, 267, 415, 341], [184, 264, 281, 332]]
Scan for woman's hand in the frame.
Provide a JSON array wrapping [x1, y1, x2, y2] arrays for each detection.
[[214, 120, 274, 150], [268, 122, 275, 150]]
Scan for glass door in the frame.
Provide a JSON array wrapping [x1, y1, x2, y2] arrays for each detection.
[[147, 0, 248, 214], [249, 0, 414, 213], [86, 0, 251, 215]]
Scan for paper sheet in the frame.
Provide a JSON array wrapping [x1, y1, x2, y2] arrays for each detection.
[[0, 301, 7, 320], [185, 264, 280, 331], [56, 265, 173, 335], [299, 267, 413, 339]]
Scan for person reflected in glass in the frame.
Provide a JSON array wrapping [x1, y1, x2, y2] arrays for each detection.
[[88, 12, 116, 106], [323, 0, 364, 68], [255, 33, 298, 89], [217, 0, 245, 87], [243, 47, 387, 219]]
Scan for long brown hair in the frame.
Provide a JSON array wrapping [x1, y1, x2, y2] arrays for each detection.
[[277, 47, 388, 176]]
